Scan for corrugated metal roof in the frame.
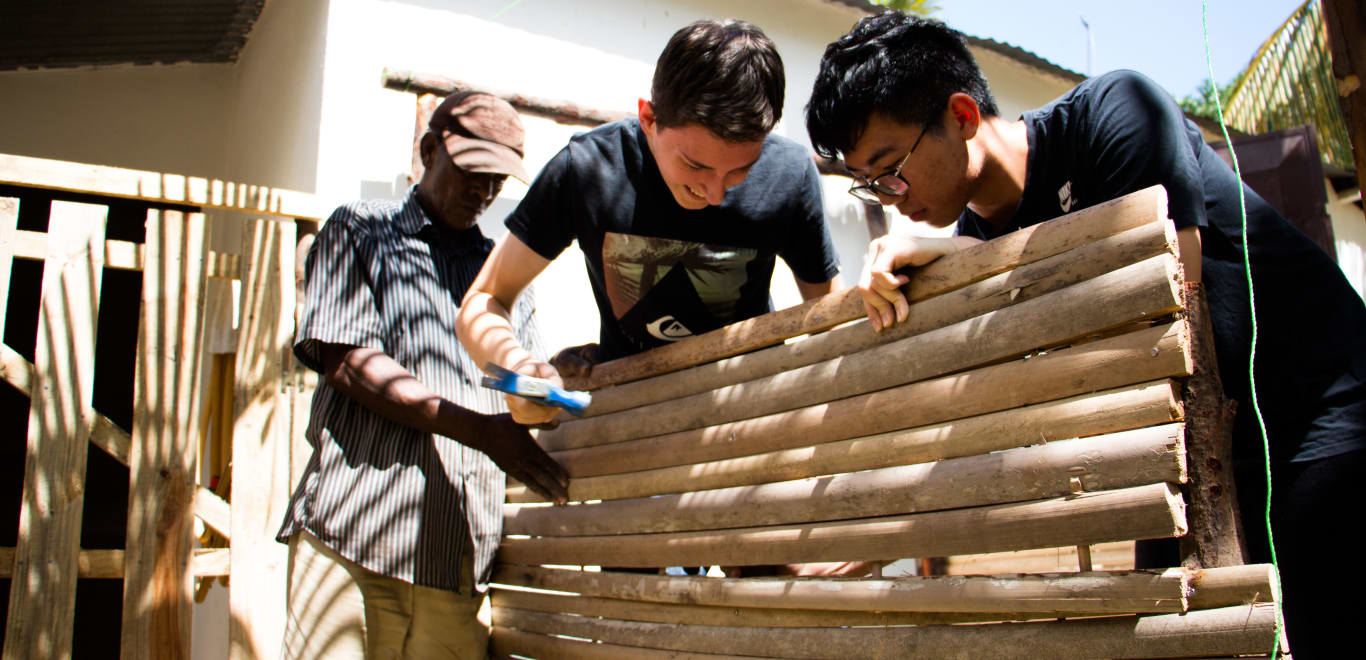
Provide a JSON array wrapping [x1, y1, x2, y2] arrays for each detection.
[[821, 0, 1085, 83], [0, 0, 265, 71]]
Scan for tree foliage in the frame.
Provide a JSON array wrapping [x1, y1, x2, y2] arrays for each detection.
[[870, 0, 939, 16], [1179, 76, 1240, 121]]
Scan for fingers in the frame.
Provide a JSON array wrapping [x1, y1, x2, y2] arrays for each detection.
[[859, 237, 916, 331], [506, 393, 562, 426], [549, 347, 593, 379]]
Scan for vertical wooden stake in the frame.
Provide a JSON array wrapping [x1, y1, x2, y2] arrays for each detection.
[[1069, 477, 1094, 572], [229, 218, 296, 660], [3, 201, 107, 660], [1179, 283, 1246, 568], [0, 197, 18, 341], [122, 210, 210, 660]]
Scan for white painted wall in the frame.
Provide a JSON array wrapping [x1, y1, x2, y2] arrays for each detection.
[[1329, 185, 1366, 301]]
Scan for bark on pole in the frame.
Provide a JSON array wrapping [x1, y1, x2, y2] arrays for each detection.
[[1323, 0, 1366, 209]]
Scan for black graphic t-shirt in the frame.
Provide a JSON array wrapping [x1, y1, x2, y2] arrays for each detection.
[[506, 119, 840, 360], [958, 70, 1366, 464]]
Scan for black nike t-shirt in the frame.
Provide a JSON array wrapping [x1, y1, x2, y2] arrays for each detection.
[[506, 119, 840, 360], [958, 70, 1366, 464]]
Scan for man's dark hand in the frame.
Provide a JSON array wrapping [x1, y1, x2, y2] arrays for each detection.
[[471, 412, 569, 504], [549, 343, 601, 380]]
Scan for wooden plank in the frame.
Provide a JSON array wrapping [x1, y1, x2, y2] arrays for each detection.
[[1179, 284, 1246, 568], [509, 381, 1182, 503], [583, 218, 1177, 418], [489, 589, 1019, 627], [490, 627, 751, 660], [229, 218, 296, 660], [549, 321, 1192, 479], [10, 229, 241, 279], [497, 483, 1187, 568], [492, 603, 1280, 659], [0, 343, 34, 396], [3, 200, 106, 660], [0, 548, 230, 579], [491, 566, 1188, 615], [1189, 564, 1280, 610], [945, 541, 1136, 575], [567, 185, 1170, 391], [1324, 0, 1366, 199], [543, 253, 1184, 452], [122, 210, 210, 659], [193, 486, 232, 540], [383, 68, 634, 128], [0, 153, 324, 219], [0, 197, 17, 341], [507, 425, 1185, 537]]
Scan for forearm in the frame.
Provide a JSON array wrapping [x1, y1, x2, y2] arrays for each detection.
[[457, 290, 540, 373], [323, 344, 487, 442], [794, 274, 841, 301]]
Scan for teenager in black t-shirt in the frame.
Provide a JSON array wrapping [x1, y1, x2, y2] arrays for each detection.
[[457, 19, 840, 428], [806, 12, 1365, 657]]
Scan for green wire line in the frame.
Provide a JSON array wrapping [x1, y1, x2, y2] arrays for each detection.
[[491, 0, 528, 20], [1201, 2, 1283, 655]]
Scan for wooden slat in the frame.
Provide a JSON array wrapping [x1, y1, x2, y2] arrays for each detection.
[[122, 210, 210, 658], [567, 185, 1170, 391], [0, 197, 17, 341], [490, 627, 751, 660], [549, 321, 1192, 479], [0, 343, 33, 397], [0, 153, 324, 219], [490, 589, 1014, 627], [194, 486, 232, 540], [229, 218, 296, 660], [0, 548, 231, 579], [509, 380, 1182, 503], [492, 603, 1280, 659], [507, 425, 1185, 537], [10, 229, 241, 279], [1189, 564, 1280, 610], [543, 253, 1184, 452], [498, 483, 1187, 568], [491, 566, 1189, 615], [583, 217, 1177, 418], [3, 201, 107, 660]]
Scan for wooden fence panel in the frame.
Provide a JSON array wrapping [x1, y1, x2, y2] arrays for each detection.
[[3, 201, 107, 660], [229, 218, 296, 660], [121, 210, 210, 659]]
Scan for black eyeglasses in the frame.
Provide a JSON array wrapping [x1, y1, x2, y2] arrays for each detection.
[[848, 123, 930, 203]]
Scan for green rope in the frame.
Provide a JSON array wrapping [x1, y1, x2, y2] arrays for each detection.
[[1201, 2, 1283, 655], [491, 0, 528, 20]]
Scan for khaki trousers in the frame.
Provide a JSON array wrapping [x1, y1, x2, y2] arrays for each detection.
[[280, 531, 490, 660]]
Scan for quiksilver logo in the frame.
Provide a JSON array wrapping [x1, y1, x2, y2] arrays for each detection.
[[646, 315, 694, 341]]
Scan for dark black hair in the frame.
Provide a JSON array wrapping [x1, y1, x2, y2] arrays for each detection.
[[651, 19, 785, 143], [806, 11, 999, 159]]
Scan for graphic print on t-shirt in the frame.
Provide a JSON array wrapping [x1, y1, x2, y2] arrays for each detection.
[[602, 232, 757, 347]]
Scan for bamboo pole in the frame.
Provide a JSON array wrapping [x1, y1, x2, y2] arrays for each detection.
[[492, 603, 1279, 659], [548, 321, 1191, 479], [507, 425, 1185, 537], [582, 218, 1177, 418], [497, 483, 1186, 568], [1189, 564, 1280, 610], [490, 627, 751, 660], [510, 380, 1183, 503], [491, 566, 1188, 615], [229, 218, 296, 660], [121, 210, 210, 659], [566, 185, 1171, 391], [3, 201, 107, 660], [542, 253, 1182, 451]]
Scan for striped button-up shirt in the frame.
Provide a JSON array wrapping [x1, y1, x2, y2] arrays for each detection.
[[277, 187, 541, 593]]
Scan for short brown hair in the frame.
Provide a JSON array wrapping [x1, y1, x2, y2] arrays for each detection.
[[650, 19, 785, 143]]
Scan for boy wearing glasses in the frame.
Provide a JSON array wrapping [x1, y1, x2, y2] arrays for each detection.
[[457, 19, 841, 427], [806, 11, 1365, 657]]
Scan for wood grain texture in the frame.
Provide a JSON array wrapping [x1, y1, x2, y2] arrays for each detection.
[[492, 603, 1279, 660], [0, 197, 17, 341], [229, 218, 296, 660], [548, 321, 1192, 478], [3, 201, 106, 660], [498, 483, 1187, 568], [490, 626, 751, 660], [541, 253, 1183, 452], [491, 566, 1189, 615], [508, 381, 1183, 503], [507, 425, 1186, 537], [121, 210, 210, 659], [581, 218, 1178, 418], [565, 185, 1170, 392]]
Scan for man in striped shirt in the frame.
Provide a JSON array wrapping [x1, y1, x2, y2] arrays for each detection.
[[277, 92, 568, 660]]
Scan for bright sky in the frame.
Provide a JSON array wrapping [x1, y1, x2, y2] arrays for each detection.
[[933, 0, 1307, 100]]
